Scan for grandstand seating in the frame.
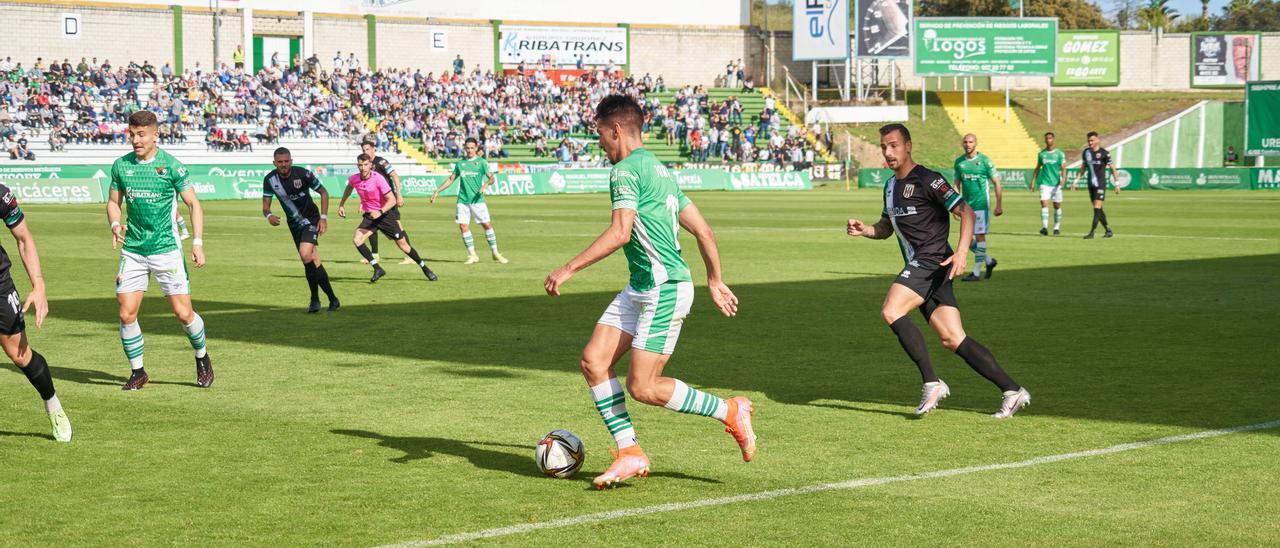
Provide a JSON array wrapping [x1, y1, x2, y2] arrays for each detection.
[[938, 91, 1040, 169]]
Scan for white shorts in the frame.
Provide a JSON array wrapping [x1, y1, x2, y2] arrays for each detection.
[[597, 282, 694, 355], [973, 208, 989, 236], [117, 249, 190, 296], [455, 202, 491, 225], [1039, 185, 1064, 203]]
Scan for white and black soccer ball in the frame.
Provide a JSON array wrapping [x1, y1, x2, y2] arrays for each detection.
[[535, 429, 585, 478]]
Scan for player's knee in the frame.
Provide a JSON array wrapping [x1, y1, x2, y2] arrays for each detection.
[[4, 344, 29, 366], [881, 307, 902, 325], [119, 311, 138, 324], [938, 333, 965, 351], [174, 309, 195, 324], [625, 379, 663, 406]]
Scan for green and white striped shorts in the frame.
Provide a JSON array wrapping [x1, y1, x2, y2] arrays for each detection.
[[598, 281, 694, 355]]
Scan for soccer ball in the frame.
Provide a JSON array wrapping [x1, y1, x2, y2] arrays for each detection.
[[535, 429, 586, 478]]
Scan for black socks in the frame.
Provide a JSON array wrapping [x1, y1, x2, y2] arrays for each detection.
[[22, 350, 56, 401], [955, 337, 1020, 392], [890, 316, 939, 383]]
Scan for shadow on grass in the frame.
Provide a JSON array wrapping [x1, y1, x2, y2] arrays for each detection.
[[51, 366, 195, 388], [0, 430, 53, 440], [26, 253, 1280, 434], [331, 429, 722, 486]]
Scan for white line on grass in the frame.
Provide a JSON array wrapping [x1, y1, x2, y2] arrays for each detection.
[[999, 231, 1275, 242], [383, 419, 1280, 547]]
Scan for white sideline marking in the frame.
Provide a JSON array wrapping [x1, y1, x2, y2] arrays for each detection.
[[384, 420, 1280, 547], [1001, 231, 1274, 242]]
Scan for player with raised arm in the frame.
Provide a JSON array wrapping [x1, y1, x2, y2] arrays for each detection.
[[1031, 132, 1067, 235], [107, 110, 212, 391], [847, 123, 1029, 418], [1073, 131, 1120, 239], [360, 141, 413, 265], [953, 133, 1002, 281], [544, 95, 756, 490], [338, 154, 437, 283], [0, 184, 71, 441], [263, 147, 339, 313], [431, 138, 508, 264]]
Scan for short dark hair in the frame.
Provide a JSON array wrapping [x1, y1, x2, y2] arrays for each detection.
[[1044, 132, 1055, 138], [464, 137, 479, 146], [879, 123, 911, 142], [273, 146, 291, 156], [357, 153, 371, 162], [595, 94, 644, 133], [1086, 131, 1099, 139], [128, 110, 158, 128], [361, 139, 375, 148]]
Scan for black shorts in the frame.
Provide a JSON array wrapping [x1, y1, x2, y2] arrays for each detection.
[[290, 222, 319, 247], [358, 208, 404, 240], [892, 260, 958, 320], [1088, 185, 1106, 202], [0, 287, 26, 335]]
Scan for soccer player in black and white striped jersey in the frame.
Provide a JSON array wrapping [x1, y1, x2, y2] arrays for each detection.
[[263, 147, 340, 313]]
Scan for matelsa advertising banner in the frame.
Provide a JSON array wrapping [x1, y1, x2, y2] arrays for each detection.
[[1191, 32, 1260, 88]]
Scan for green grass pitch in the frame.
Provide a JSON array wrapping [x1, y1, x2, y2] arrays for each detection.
[[1, 189, 1277, 545]]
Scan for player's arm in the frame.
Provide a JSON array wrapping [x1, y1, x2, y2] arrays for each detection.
[[107, 188, 127, 248], [944, 201, 974, 279], [316, 186, 330, 235], [679, 201, 737, 317], [179, 187, 205, 267], [847, 214, 894, 240], [432, 173, 457, 204], [389, 171, 404, 207], [1109, 164, 1122, 193], [479, 172, 496, 196], [991, 172, 1004, 216], [337, 184, 353, 218], [1030, 159, 1042, 192], [371, 190, 396, 218], [1059, 162, 1067, 188], [262, 196, 281, 226], [7, 216, 47, 328], [544, 208, 634, 296], [1073, 163, 1087, 190]]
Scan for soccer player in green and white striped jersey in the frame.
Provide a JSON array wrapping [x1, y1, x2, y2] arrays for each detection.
[[953, 134, 1003, 281], [544, 95, 756, 489], [106, 111, 212, 390], [431, 138, 508, 264]]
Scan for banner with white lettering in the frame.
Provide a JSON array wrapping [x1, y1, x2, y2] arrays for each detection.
[[497, 25, 628, 66], [793, 0, 851, 61]]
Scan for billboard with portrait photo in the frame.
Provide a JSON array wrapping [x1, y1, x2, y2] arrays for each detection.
[[1191, 32, 1260, 88]]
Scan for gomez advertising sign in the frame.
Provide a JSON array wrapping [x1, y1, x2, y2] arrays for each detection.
[[914, 17, 1057, 76], [497, 25, 628, 66], [793, 0, 851, 61], [1054, 30, 1119, 86], [1191, 32, 1260, 88]]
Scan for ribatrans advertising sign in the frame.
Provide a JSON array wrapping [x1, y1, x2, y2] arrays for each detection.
[[793, 0, 851, 61], [498, 25, 628, 66], [1053, 30, 1119, 86], [913, 17, 1057, 76], [1191, 32, 1260, 88], [855, 0, 912, 58]]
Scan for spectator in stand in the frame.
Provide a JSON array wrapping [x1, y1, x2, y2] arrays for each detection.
[[234, 45, 245, 69], [1225, 146, 1239, 165], [453, 55, 465, 75]]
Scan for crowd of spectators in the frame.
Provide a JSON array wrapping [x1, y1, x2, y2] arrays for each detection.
[[0, 51, 819, 168]]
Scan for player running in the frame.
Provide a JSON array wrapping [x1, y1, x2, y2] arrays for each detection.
[[338, 154, 437, 283], [1031, 132, 1067, 235], [953, 133, 1002, 281], [431, 137, 508, 264], [107, 110, 213, 391], [544, 95, 755, 489], [263, 147, 340, 313], [0, 183, 71, 441], [847, 123, 1030, 419], [1072, 131, 1120, 239], [360, 141, 413, 265]]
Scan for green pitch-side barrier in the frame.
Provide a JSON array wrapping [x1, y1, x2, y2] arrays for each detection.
[[0, 165, 812, 204], [859, 167, 1272, 191]]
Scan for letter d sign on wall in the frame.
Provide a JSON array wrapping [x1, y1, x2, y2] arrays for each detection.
[[62, 13, 81, 39]]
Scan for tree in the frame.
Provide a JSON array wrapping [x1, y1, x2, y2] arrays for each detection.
[[1215, 0, 1280, 31], [1136, 0, 1179, 30], [917, 0, 1112, 28]]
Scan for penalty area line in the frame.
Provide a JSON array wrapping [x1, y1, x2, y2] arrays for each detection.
[[382, 419, 1280, 547]]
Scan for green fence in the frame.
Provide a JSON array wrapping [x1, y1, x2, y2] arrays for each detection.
[[859, 167, 1271, 191], [0, 165, 812, 203]]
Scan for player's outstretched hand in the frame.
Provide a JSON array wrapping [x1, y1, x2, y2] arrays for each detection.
[[709, 280, 738, 317], [846, 218, 867, 237], [21, 285, 47, 328], [544, 266, 574, 296], [111, 224, 127, 249], [192, 245, 206, 268], [430, 192, 439, 204], [318, 219, 327, 235], [940, 250, 967, 280], [337, 205, 346, 218], [267, 214, 281, 226]]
